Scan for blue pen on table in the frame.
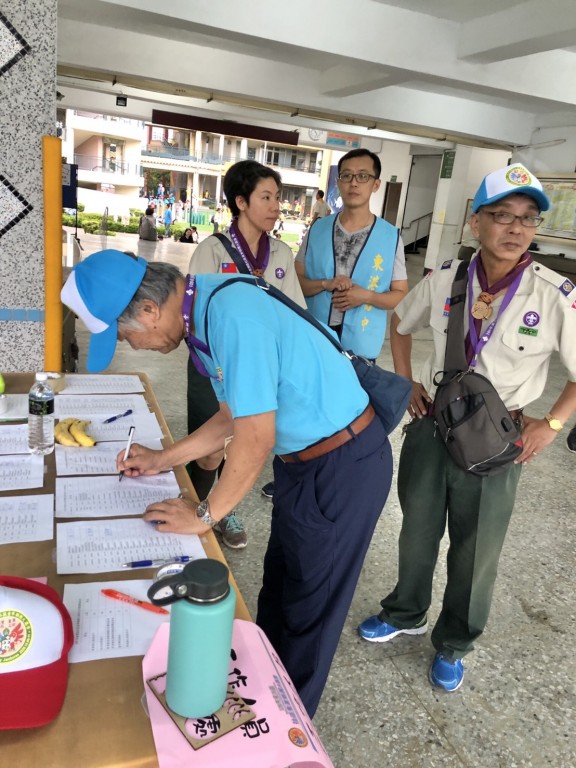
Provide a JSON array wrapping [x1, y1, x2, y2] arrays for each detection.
[[121, 556, 193, 569], [118, 425, 135, 483], [102, 408, 133, 424]]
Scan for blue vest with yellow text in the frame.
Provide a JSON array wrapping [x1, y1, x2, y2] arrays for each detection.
[[305, 214, 398, 358]]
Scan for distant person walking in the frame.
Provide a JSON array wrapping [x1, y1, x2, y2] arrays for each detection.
[[310, 190, 331, 224], [163, 205, 173, 237], [211, 207, 224, 234]]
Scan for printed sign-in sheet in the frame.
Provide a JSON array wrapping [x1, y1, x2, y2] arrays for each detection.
[[63, 579, 170, 662], [80, 412, 164, 443], [55, 394, 150, 418], [0, 454, 45, 492], [0, 423, 29, 454], [55, 439, 164, 476], [0, 494, 54, 544], [58, 375, 145, 395], [56, 517, 206, 574], [55, 473, 181, 518]]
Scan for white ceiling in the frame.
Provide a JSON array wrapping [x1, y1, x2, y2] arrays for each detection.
[[56, 0, 576, 151]]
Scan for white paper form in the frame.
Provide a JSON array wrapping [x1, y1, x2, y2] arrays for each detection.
[[55, 439, 164, 476], [55, 473, 182, 518], [79, 412, 164, 443], [57, 518, 206, 574], [55, 394, 150, 418], [63, 579, 170, 662], [0, 423, 29, 454], [0, 394, 28, 421], [0, 454, 45, 492], [0, 494, 54, 544], [59, 374, 145, 395]]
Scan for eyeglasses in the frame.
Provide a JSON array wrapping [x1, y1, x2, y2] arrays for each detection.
[[338, 172, 377, 184], [481, 211, 544, 228]]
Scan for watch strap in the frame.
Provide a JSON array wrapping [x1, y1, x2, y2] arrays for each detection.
[[196, 498, 218, 527], [545, 413, 563, 432]]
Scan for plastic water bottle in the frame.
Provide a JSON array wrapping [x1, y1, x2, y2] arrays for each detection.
[[28, 373, 55, 455], [148, 559, 236, 718]]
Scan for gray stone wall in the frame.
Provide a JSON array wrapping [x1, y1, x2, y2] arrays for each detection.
[[0, 0, 56, 371]]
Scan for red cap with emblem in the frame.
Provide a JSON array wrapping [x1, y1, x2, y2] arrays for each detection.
[[0, 576, 74, 729]]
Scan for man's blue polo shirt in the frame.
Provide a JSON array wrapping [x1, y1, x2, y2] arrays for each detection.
[[192, 274, 368, 455]]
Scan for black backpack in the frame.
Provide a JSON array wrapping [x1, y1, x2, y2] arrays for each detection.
[[433, 261, 523, 476]]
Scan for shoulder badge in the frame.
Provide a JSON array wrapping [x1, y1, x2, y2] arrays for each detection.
[[559, 277, 576, 297], [532, 263, 576, 299]]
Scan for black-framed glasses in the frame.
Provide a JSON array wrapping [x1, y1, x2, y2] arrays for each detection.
[[481, 211, 544, 228], [338, 172, 376, 184]]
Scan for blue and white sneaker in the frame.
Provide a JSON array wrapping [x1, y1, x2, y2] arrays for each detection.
[[429, 652, 464, 692], [358, 615, 428, 643]]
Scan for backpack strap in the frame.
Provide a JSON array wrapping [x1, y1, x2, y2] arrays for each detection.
[[443, 260, 470, 371], [212, 233, 252, 275], [203, 276, 347, 358]]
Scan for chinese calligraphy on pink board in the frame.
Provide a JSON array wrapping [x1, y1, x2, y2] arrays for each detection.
[[143, 619, 334, 768]]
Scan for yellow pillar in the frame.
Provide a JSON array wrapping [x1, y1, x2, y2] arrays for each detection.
[[43, 136, 63, 371]]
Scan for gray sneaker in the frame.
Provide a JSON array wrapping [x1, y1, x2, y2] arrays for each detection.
[[214, 513, 248, 549]]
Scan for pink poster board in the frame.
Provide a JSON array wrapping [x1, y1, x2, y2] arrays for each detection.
[[142, 619, 334, 768]]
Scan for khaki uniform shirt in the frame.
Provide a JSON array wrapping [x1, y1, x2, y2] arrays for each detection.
[[189, 233, 306, 308], [396, 259, 576, 410]]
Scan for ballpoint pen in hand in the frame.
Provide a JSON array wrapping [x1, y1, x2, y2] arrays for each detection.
[[121, 555, 193, 569], [101, 588, 169, 615], [102, 408, 133, 424], [118, 425, 135, 482]]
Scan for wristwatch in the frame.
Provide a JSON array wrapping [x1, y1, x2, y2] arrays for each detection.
[[196, 498, 218, 527], [545, 413, 564, 432]]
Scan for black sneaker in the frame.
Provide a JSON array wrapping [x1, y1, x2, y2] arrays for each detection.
[[566, 425, 576, 453], [261, 482, 274, 499]]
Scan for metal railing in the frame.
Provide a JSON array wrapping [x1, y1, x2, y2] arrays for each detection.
[[402, 211, 433, 253], [141, 145, 321, 173], [74, 155, 143, 176]]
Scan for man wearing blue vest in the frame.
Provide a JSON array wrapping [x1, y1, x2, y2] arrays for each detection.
[[295, 148, 408, 361]]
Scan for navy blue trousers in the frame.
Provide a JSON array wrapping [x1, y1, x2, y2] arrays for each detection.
[[256, 416, 392, 717]]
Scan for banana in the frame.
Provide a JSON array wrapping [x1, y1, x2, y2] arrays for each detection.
[[69, 419, 96, 447], [55, 418, 80, 447]]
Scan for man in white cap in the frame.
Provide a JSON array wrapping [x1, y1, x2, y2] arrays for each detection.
[[358, 164, 576, 692]]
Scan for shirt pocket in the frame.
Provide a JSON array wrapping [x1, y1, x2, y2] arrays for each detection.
[[500, 323, 556, 365]]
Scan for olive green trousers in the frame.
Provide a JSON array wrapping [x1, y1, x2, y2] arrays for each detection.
[[379, 417, 522, 658]]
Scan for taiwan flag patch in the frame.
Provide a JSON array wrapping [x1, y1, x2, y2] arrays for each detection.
[[221, 263, 238, 273]]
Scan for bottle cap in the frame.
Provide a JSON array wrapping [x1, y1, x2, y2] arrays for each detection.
[[180, 559, 230, 602], [45, 372, 66, 393], [147, 558, 230, 606], [35, 373, 48, 382]]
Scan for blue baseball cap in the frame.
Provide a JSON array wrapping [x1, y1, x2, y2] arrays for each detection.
[[472, 164, 550, 213], [61, 249, 147, 372]]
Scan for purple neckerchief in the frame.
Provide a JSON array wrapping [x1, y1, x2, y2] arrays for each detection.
[[465, 254, 531, 368], [182, 275, 215, 379], [229, 219, 270, 276]]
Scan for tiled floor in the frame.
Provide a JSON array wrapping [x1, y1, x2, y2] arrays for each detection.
[[74, 231, 576, 768]]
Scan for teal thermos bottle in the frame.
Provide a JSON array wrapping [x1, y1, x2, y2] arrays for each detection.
[[148, 558, 236, 718]]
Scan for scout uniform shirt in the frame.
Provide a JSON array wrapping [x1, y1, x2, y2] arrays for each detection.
[[189, 232, 306, 308], [396, 258, 576, 411]]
